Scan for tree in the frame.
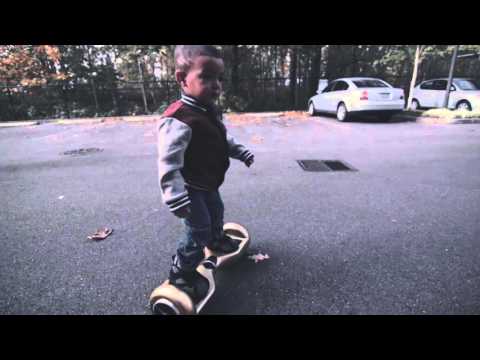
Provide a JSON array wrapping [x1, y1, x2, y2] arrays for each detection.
[[289, 45, 298, 108], [309, 45, 323, 96], [4, 44, 480, 121], [231, 45, 239, 96], [0, 45, 66, 87], [0, 45, 67, 119], [406, 45, 430, 110]]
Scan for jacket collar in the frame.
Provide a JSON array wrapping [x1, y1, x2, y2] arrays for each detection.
[[180, 94, 208, 112]]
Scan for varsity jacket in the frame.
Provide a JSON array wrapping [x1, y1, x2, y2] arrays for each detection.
[[157, 94, 254, 213]]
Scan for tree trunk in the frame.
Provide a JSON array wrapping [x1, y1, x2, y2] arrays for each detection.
[[111, 86, 118, 115], [89, 78, 99, 115], [5, 81, 16, 121], [231, 45, 239, 96], [273, 45, 278, 107], [297, 50, 304, 108], [61, 84, 71, 118], [166, 80, 171, 103], [280, 47, 286, 77], [407, 46, 422, 110], [325, 45, 336, 80], [442, 45, 459, 108], [397, 57, 407, 88], [58, 60, 71, 118], [290, 46, 298, 109], [106, 53, 119, 115], [110, 80, 119, 114], [150, 85, 157, 111], [351, 46, 359, 76], [310, 45, 323, 96], [85, 46, 100, 115], [137, 58, 149, 114]]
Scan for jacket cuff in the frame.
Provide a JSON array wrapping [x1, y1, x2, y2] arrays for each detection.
[[165, 193, 191, 212], [239, 149, 254, 163]]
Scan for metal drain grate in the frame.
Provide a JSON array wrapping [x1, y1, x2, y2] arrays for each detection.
[[323, 161, 355, 171], [297, 160, 357, 172], [297, 160, 332, 172], [62, 148, 104, 156]]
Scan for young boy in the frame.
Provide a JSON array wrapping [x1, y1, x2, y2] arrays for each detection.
[[157, 45, 254, 301]]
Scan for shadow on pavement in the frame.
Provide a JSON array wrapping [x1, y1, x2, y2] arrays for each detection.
[[200, 244, 347, 315], [314, 112, 413, 124]]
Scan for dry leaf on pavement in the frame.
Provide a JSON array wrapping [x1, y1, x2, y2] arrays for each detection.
[[88, 227, 113, 241], [250, 135, 264, 144], [248, 253, 270, 263]]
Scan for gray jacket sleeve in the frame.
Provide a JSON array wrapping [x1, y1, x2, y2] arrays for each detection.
[[226, 132, 254, 163], [157, 117, 192, 212]]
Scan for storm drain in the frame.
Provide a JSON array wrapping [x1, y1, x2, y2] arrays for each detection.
[[297, 160, 357, 172], [62, 148, 104, 156]]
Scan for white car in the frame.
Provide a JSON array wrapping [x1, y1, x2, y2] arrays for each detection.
[[411, 78, 480, 111], [308, 77, 405, 122]]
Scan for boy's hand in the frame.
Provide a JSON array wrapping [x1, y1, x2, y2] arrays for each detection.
[[173, 205, 191, 219], [245, 155, 254, 168]]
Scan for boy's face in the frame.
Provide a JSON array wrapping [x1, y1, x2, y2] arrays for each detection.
[[176, 55, 224, 105]]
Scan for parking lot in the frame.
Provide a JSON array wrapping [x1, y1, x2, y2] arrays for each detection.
[[1, 114, 480, 314]]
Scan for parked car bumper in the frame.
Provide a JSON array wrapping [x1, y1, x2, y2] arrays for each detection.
[[350, 101, 405, 112]]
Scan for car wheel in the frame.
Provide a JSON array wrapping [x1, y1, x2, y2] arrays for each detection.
[[456, 101, 472, 111], [411, 99, 420, 111], [336, 103, 349, 122], [308, 102, 316, 116]]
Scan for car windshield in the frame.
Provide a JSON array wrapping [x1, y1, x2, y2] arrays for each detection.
[[455, 79, 480, 90], [353, 79, 389, 88]]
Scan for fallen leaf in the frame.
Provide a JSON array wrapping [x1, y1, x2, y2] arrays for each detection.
[[88, 227, 113, 241], [250, 135, 264, 144], [248, 253, 270, 263]]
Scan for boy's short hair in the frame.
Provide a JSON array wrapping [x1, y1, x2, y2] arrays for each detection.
[[174, 45, 222, 72]]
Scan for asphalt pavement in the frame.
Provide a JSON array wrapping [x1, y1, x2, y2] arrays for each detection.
[[1, 114, 479, 315]]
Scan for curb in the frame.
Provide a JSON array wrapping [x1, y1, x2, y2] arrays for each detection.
[[390, 113, 480, 125], [55, 118, 105, 125], [451, 118, 480, 124], [3, 114, 479, 128], [416, 117, 480, 125], [0, 114, 162, 128], [54, 115, 161, 125], [0, 121, 40, 128], [122, 115, 161, 123]]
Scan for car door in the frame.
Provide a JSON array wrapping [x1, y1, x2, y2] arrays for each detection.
[[328, 80, 350, 112], [432, 80, 457, 108], [315, 81, 337, 112], [432, 80, 452, 108], [417, 80, 436, 107], [448, 83, 463, 109]]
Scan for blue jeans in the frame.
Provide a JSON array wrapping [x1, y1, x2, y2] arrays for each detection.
[[176, 188, 225, 271]]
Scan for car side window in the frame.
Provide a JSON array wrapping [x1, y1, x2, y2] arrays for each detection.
[[322, 82, 336, 93], [333, 81, 349, 91], [433, 80, 448, 90], [420, 81, 434, 90]]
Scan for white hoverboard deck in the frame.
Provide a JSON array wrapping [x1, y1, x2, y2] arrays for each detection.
[[149, 223, 250, 315]]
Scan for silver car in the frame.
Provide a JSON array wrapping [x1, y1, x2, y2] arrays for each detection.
[[411, 78, 480, 111], [308, 77, 405, 121]]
